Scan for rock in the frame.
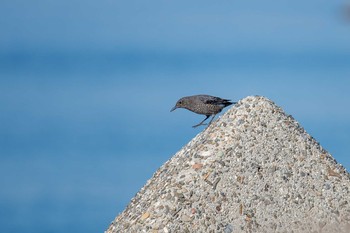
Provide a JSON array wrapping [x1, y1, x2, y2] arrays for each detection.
[[224, 224, 234, 233], [105, 96, 350, 233], [140, 212, 150, 221], [192, 163, 203, 170]]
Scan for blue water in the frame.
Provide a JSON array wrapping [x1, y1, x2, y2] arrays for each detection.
[[1, 49, 349, 233]]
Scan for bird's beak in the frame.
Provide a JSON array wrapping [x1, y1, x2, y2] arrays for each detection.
[[170, 106, 177, 112]]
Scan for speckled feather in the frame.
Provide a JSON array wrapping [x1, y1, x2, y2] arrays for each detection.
[[171, 95, 234, 115], [171, 94, 236, 127]]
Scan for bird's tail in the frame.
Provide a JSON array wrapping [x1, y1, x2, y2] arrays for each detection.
[[223, 100, 236, 107]]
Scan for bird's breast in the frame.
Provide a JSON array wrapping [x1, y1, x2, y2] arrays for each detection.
[[188, 103, 223, 115]]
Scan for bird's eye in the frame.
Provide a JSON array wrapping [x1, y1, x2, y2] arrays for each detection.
[[178, 101, 182, 104]]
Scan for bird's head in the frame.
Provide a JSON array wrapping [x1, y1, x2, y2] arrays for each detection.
[[170, 97, 189, 112]]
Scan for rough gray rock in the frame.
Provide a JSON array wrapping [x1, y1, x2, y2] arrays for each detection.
[[106, 96, 350, 233]]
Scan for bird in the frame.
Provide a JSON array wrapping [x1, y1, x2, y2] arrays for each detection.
[[170, 94, 236, 128]]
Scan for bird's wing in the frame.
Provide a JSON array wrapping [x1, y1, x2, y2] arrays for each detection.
[[204, 96, 230, 105]]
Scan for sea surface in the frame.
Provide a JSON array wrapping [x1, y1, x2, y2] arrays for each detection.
[[1, 49, 349, 233]]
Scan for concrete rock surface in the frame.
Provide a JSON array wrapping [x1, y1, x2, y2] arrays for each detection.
[[106, 96, 350, 233]]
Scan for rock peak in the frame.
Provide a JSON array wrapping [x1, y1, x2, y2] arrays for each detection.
[[106, 96, 350, 233]]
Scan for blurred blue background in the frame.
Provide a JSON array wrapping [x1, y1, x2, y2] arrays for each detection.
[[1, 0, 349, 232]]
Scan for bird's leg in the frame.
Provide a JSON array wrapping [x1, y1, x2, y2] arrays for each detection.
[[207, 114, 217, 126], [192, 115, 210, 128]]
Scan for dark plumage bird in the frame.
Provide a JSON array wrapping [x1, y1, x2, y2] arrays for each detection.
[[171, 94, 236, 128]]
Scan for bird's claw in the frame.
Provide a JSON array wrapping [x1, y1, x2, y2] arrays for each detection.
[[192, 123, 208, 128]]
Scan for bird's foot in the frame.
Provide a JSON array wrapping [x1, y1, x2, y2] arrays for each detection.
[[192, 123, 208, 128]]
